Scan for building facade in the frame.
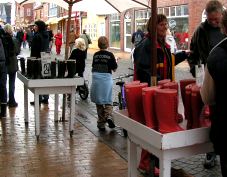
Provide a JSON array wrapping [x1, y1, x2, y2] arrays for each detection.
[[12, 0, 227, 51]]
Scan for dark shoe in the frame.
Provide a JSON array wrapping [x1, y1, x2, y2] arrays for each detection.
[[97, 123, 106, 131], [30, 101, 41, 106], [8, 102, 18, 108], [0, 103, 7, 118], [204, 152, 216, 169], [107, 117, 116, 128], [41, 99, 49, 104]]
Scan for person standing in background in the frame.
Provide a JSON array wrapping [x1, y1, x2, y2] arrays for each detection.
[[131, 28, 144, 48], [54, 30, 63, 55], [26, 28, 34, 49], [90, 36, 117, 131], [22, 29, 27, 48], [30, 20, 50, 105], [4, 24, 20, 108], [80, 29, 92, 59], [0, 25, 7, 118], [201, 9, 227, 176], [188, 0, 225, 169], [47, 25, 53, 52], [16, 28, 24, 49], [69, 38, 86, 77], [69, 28, 76, 54]]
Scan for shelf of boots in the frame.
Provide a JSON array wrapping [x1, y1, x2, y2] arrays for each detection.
[[17, 71, 84, 138], [113, 110, 213, 177]]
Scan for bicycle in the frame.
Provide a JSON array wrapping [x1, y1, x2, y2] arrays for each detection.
[[113, 72, 134, 137], [77, 80, 89, 100]]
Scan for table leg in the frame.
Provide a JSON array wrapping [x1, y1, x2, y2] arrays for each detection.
[[127, 137, 138, 177], [54, 94, 59, 122], [34, 92, 40, 138], [159, 155, 171, 177], [24, 85, 28, 123], [69, 87, 76, 136]]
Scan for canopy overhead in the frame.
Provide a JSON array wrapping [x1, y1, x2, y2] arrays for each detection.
[[16, 0, 150, 13], [72, 0, 150, 15]]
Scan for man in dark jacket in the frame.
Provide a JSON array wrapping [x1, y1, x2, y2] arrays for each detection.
[[201, 9, 227, 176], [0, 25, 7, 118], [30, 20, 49, 105], [131, 28, 144, 47], [31, 20, 49, 58], [188, 0, 225, 169]]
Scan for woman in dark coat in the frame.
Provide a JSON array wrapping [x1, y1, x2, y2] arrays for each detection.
[[4, 24, 20, 107], [68, 38, 86, 77]]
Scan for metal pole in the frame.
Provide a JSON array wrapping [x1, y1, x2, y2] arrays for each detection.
[[151, 0, 157, 86], [62, 0, 73, 122]]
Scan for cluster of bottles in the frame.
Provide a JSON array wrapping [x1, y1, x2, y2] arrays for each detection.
[[18, 57, 76, 79]]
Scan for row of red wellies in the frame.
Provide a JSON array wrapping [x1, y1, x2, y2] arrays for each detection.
[[125, 78, 210, 134], [124, 79, 210, 176]]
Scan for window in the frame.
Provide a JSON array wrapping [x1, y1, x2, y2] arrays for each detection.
[[170, 6, 175, 16], [135, 9, 150, 32], [109, 14, 120, 48], [164, 7, 169, 16], [158, 8, 163, 14], [27, 8, 31, 16], [182, 5, 188, 16]]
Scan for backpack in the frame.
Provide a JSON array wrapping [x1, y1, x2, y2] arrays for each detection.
[[134, 33, 142, 47]]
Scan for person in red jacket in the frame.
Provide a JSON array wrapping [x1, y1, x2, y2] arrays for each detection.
[[54, 30, 63, 55]]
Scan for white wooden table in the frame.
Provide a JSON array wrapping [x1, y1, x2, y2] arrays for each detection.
[[17, 72, 84, 138], [113, 110, 213, 177]]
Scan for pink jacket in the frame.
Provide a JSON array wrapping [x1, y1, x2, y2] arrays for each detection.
[[54, 33, 62, 45]]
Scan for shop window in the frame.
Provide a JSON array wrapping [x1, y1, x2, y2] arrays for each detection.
[[170, 6, 175, 16], [135, 9, 150, 32], [110, 21, 120, 48], [169, 17, 189, 50], [164, 7, 170, 16], [158, 8, 163, 14], [182, 5, 188, 16], [176, 6, 181, 16]]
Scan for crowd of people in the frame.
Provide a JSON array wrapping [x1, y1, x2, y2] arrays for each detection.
[[1, 0, 227, 176]]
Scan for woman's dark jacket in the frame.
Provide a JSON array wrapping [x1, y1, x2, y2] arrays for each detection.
[[4, 33, 19, 73], [207, 38, 227, 155], [30, 31, 49, 58], [69, 48, 86, 74], [133, 34, 186, 84]]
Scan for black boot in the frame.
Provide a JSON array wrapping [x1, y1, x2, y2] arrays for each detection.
[[66, 60, 76, 78], [19, 57, 26, 75], [26, 57, 35, 79], [33, 59, 42, 79], [51, 61, 57, 78], [0, 103, 7, 118], [57, 60, 66, 78]]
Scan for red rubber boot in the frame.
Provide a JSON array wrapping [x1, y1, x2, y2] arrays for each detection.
[[162, 81, 183, 123], [191, 84, 204, 128], [142, 86, 159, 129], [179, 79, 196, 108], [125, 83, 148, 124], [157, 79, 171, 88], [139, 87, 159, 177], [155, 89, 184, 134], [185, 83, 195, 129], [200, 105, 211, 127]]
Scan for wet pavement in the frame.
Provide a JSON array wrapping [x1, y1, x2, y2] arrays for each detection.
[[0, 45, 222, 177]]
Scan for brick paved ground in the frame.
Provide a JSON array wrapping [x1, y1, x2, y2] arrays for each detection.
[[0, 46, 222, 177]]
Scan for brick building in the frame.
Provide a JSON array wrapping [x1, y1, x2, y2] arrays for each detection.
[[106, 0, 227, 52]]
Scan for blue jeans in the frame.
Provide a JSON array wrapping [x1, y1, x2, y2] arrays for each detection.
[[0, 62, 7, 103], [8, 72, 16, 104]]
